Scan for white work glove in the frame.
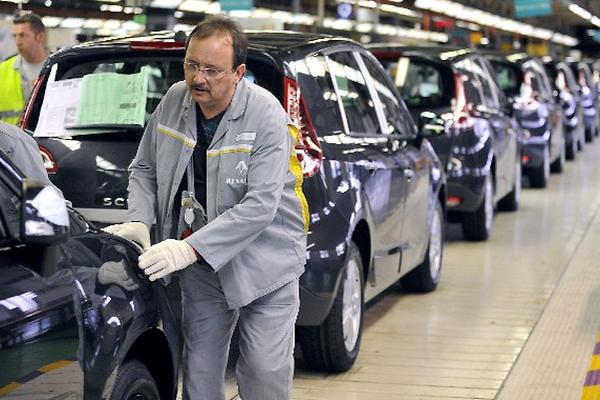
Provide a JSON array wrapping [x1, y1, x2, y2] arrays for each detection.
[[138, 239, 197, 281], [103, 221, 151, 249], [97, 260, 140, 291]]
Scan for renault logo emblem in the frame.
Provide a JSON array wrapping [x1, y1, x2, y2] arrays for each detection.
[[236, 160, 248, 176]]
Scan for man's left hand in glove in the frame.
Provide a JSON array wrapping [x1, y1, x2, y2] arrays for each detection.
[[138, 239, 198, 281]]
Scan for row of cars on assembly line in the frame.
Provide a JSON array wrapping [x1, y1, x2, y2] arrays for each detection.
[[1, 28, 597, 399]]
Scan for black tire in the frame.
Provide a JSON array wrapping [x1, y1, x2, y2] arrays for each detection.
[[110, 360, 160, 400], [550, 141, 565, 173], [585, 127, 594, 142], [528, 145, 549, 188], [401, 201, 444, 293], [298, 242, 364, 372], [462, 173, 493, 241], [565, 137, 576, 161], [497, 160, 521, 212]]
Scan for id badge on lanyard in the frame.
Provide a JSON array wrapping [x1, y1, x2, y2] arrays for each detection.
[[180, 161, 207, 239]]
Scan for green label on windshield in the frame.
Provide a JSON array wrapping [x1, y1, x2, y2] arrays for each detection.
[[72, 66, 150, 128]]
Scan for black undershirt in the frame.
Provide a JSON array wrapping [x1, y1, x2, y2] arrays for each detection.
[[192, 104, 224, 210], [173, 105, 224, 233]]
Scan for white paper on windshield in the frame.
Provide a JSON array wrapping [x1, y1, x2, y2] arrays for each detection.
[[34, 78, 82, 137]]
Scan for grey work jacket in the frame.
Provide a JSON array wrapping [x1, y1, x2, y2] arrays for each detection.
[[0, 120, 51, 184], [127, 79, 308, 308]]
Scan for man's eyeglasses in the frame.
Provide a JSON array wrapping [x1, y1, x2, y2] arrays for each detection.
[[183, 61, 230, 79]]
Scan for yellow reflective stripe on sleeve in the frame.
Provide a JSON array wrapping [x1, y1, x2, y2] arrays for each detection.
[[207, 145, 252, 157], [288, 124, 309, 233], [157, 124, 196, 148]]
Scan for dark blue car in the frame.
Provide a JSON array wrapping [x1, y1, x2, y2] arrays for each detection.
[[484, 53, 565, 188], [0, 150, 180, 399], [370, 45, 522, 241]]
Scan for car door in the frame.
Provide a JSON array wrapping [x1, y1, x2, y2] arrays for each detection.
[[0, 166, 83, 399], [359, 52, 431, 273], [325, 49, 405, 294], [472, 56, 517, 199]]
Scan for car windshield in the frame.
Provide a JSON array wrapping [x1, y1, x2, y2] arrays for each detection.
[[381, 57, 448, 109], [32, 57, 184, 138]]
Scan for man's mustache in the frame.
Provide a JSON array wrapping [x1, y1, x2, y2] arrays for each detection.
[[191, 84, 209, 91]]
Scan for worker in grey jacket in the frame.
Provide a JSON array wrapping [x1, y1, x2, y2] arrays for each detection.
[[104, 15, 308, 400], [0, 120, 51, 184]]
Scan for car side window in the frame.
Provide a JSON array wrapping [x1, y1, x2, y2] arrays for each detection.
[[472, 58, 501, 109], [292, 55, 344, 135], [327, 51, 381, 135], [360, 53, 414, 136]]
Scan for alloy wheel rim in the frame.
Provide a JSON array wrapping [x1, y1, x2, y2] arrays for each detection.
[[484, 174, 494, 232], [429, 207, 443, 280], [515, 161, 522, 204], [342, 257, 362, 353], [544, 146, 550, 181]]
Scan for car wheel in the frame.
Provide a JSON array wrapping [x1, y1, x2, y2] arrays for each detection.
[[401, 200, 444, 292], [498, 159, 521, 212], [529, 145, 550, 188], [585, 127, 594, 142], [565, 136, 576, 161], [550, 139, 565, 173], [298, 242, 364, 372], [110, 360, 160, 400], [462, 173, 493, 241]]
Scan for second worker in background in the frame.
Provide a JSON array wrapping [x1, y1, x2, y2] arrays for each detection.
[[0, 13, 48, 125]]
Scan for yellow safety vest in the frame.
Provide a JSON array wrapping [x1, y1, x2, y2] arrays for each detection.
[[0, 56, 25, 125]]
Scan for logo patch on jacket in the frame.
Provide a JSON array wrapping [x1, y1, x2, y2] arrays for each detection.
[[235, 131, 256, 141], [236, 160, 248, 176]]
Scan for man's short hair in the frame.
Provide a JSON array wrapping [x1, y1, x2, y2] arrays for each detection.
[[13, 13, 45, 34], [185, 15, 247, 69]]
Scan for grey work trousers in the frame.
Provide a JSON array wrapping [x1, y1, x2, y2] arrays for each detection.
[[181, 262, 299, 400]]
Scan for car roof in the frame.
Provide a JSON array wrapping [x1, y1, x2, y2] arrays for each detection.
[[48, 30, 358, 63], [367, 43, 475, 63]]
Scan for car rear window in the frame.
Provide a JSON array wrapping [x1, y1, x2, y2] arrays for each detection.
[[31, 57, 184, 138], [29, 54, 281, 139], [291, 55, 344, 136]]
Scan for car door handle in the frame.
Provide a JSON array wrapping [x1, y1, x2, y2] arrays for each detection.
[[403, 168, 415, 182]]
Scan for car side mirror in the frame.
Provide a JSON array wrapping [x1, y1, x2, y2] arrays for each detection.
[[21, 179, 70, 245], [418, 111, 445, 138]]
